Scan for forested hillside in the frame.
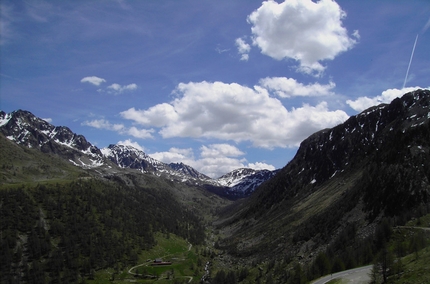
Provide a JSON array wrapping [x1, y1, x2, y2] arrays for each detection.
[[0, 178, 206, 283], [0, 133, 214, 283]]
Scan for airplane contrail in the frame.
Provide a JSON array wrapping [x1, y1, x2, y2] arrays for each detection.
[[402, 34, 418, 89]]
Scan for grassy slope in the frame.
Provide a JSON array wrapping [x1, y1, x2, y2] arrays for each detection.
[[390, 215, 430, 283], [0, 134, 87, 185], [393, 245, 430, 284], [91, 233, 204, 283], [216, 168, 366, 258]]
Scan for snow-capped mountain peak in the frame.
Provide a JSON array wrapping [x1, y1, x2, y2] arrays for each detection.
[[0, 109, 279, 196], [217, 168, 260, 187], [0, 110, 104, 168], [101, 143, 216, 184], [216, 168, 279, 196]]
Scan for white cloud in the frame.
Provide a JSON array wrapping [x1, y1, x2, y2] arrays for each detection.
[[352, 29, 360, 39], [42, 118, 52, 123], [117, 139, 144, 151], [235, 37, 251, 61], [150, 147, 195, 164], [200, 143, 245, 158], [80, 77, 137, 94], [121, 104, 178, 127], [127, 126, 154, 139], [149, 144, 275, 178], [82, 119, 154, 139], [82, 119, 124, 131], [259, 77, 335, 98], [246, 0, 357, 76], [195, 155, 248, 178], [346, 86, 429, 112], [81, 76, 106, 86], [107, 83, 137, 94], [248, 162, 276, 171], [121, 81, 349, 148]]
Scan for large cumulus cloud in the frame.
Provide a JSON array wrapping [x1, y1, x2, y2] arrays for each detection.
[[246, 0, 358, 76], [120, 80, 348, 148]]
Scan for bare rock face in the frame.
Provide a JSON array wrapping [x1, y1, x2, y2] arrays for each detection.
[[250, 89, 430, 212], [0, 110, 104, 168]]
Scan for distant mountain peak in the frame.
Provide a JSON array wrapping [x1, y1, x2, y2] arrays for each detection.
[[168, 162, 212, 180], [1, 109, 279, 195], [216, 167, 279, 196], [101, 143, 217, 185]]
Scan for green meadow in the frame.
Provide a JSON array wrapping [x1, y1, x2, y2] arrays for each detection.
[[90, 233, 204, 283]]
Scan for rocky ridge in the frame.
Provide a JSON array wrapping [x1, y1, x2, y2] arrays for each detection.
[[0, 109, 276, 194]]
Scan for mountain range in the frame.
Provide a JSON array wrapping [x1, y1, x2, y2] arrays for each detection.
[[0, 109, 275, 197], [1, 89, 430, 283], [2, 89, 430, 218]]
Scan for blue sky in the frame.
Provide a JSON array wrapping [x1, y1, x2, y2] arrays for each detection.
[[1, 0, 429, 178]]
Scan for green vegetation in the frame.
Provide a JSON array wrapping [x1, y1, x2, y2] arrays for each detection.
[[326, 279, 346, 284], [89, 233, 203, 283], [391, 243, 430, 283], [0, 179, 205, 283], [368, 222, 430, 284]]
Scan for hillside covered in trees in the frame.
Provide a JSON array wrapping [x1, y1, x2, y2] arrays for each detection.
[[0, 178, 206, 283]]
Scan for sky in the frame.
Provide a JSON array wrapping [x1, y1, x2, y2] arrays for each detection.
[[1, 0, 429, 178]]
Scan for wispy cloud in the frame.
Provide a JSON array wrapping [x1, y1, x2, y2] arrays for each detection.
[[82, 119, 124, 131], [0, 2, 16, 45], [421, 16, 430, 34], [106, 83, 137, 94], [215, 45, 229, 54], [82, 119, 154, 139], [80, 77, 137, 94], [235, 37, 251, 61], [259, 77, 335, 98]]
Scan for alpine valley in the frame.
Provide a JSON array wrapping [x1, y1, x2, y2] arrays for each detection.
[[1, 89, 430, 283]]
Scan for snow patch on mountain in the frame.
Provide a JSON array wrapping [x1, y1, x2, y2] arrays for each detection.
[[0, 110, 105, 169]]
